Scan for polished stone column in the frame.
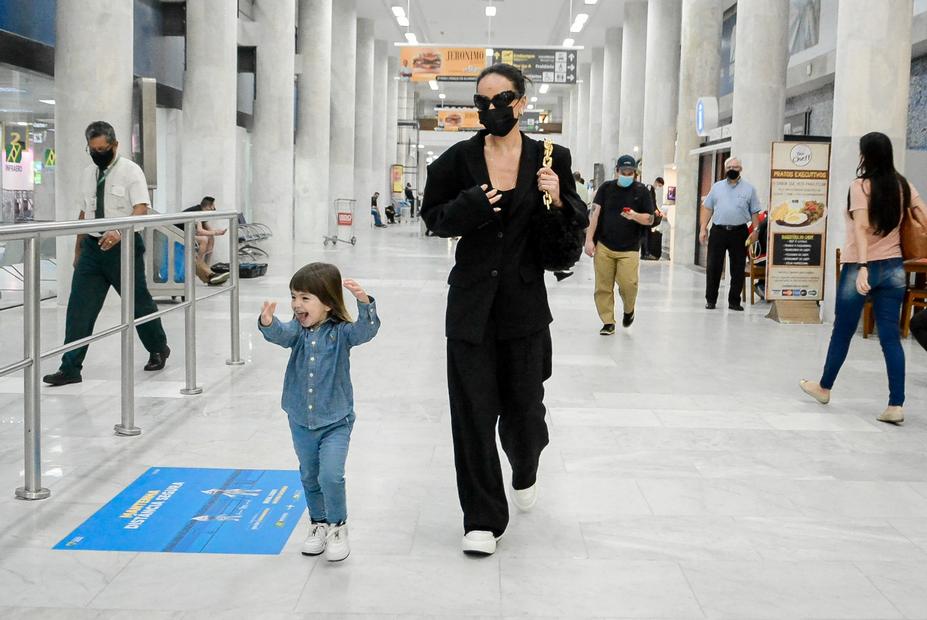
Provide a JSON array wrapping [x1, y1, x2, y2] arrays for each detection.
[[252, 0, 296, 240], [575, 63, 592, 180], [329, 0, 357, 215], [601, 27, 622, 168], [295, 0, 332, 244], [823, 0, 913, 321], [587, 47, 605, 167], [182, 0, 237, 216], [563, 90, 574, 150], [55, 0, 133, 299], [730, 0, 789, 212], [353, 18, 375, 219], [386, 56, 399, 195], [641, 0, 682, 186], [673, 0, 722, 266], [372, 40, 389, 199], [618, 0, 647, 158]]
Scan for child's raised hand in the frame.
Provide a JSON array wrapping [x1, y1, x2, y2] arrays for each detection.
[[343, 279, 370, 303], [260, 301, 277, 327]]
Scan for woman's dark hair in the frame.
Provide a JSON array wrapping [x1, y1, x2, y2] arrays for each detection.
[[476, 63, 531, 96], [289, 262, 353, 324], [855, 131, 911, 236]]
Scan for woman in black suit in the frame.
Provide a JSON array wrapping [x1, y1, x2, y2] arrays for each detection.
[[421, 63, 588, 556]]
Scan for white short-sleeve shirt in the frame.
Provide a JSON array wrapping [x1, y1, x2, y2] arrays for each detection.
[[80, 156, 150, 226]]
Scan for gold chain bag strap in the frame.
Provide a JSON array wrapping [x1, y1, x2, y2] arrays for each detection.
[[536, 138, 584, 271]]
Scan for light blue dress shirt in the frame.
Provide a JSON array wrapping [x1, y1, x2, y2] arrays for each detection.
[[704, 178, 763, 226]]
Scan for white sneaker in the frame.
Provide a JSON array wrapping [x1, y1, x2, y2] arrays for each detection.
[[301, 522, 328, 556], [461, 530, 498, 556], [324, 523, 350, 562], [512, 483, 538, 512], [878, 406, 904, 425]]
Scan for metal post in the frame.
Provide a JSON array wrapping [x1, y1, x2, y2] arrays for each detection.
[[115, 227, 140, 436], [181, 223, 202, 394], [16, 236, 49, 500], [227, 216, 244, 366]]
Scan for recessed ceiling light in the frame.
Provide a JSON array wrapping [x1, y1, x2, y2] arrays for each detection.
[[562, 38, 575, 47], [539, 84, 550, 94], [397, 16, 409, 26], [530, 96, 538, 102], [405, 32, 417, 44], [527, 104, 535, 110], [428, 79, 439, 90], [486, 47, 494, 58], [391, 6, 405, 17], [485, 6, 496, 16], [39, 99, 55, 105], [571, 13, 589, 32], [418, 144, 425, 148], [585, 0, 599, 4], [438, 93, 446, 99], [427, 151, 434, 155]]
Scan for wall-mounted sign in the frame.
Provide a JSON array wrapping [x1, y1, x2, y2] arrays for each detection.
[[390, 164, 404, 193], [766, 141, 831, 303], [399, 46, 486, 82], [490, 48, 576, 84], [696, 97, 719, 137]]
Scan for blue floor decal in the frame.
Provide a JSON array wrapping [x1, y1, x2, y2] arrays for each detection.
[[55, 467, 306, 554]]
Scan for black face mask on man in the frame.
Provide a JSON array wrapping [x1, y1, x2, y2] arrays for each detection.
[[725, 169, 740, 181], [478, 105, 519, 137], [90, 148, 114, 169]]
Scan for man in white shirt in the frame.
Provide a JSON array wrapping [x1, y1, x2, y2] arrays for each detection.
[[43, 121, 170, 386]]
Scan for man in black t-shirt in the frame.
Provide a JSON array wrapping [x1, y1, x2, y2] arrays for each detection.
[[174, 196, 229, 286], [583, 155, 655, 335]]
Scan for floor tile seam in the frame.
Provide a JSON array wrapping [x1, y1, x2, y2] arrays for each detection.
[[886, 519, 927, 555], [82, 550, 140, 610], [850, 559, 908, 620], [674, 560, 709, 620], [292, 551, 323, 612], [633, 479, 656, 516]]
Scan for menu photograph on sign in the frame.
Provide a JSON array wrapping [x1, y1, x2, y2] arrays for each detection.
[[437, 108, 483, 131], [399, 46, 486, 82], [766, 141, 831, 302], [491, 48, 576, 83]]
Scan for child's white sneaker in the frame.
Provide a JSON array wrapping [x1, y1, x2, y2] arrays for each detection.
[[324, 523, 350, 562], [461, 530, 498, 556], [512, 482, 538, 512], [301, 522, 328, 556]]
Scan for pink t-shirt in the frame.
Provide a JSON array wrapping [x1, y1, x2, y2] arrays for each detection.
[[841, 178, 925, 264]]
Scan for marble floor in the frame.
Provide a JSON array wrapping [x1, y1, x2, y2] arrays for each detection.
[[2, 221, 927, 619]]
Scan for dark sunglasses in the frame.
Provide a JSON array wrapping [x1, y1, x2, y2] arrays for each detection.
[[473, 90, 520, 111]]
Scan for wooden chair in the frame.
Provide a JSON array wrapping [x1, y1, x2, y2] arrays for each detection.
[[901, 261, 927, 338], [835, 248, 874, 338], [742, 248, 767, 305]]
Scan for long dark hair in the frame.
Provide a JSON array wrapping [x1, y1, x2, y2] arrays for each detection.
[[855, 131, 911, 236], [476, 63, 531, 96]]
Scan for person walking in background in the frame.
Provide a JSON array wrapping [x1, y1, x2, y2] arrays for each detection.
[[370, 192, 387, 228], [405, 182, 416, 218], [699, 157, 762, 311], [573, 171, 589, 205], [642, 176, 665, 260], [43, 121, 170, 386], [584, 155, 655, 335], [800, 132, 927, 425]]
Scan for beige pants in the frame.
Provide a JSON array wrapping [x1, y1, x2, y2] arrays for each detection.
[[593, 243, 640, 323]]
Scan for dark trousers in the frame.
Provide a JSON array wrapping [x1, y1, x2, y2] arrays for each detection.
[[912, 309, 927, 352], [60, 235, 168, 376], [446, 324, 552, 537], [706, 224, 749, 305]]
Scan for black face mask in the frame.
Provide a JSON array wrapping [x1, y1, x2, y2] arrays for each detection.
[[478, 106, 519, 137], [90, 148, 114, 169], [725, 169, 740, 181]]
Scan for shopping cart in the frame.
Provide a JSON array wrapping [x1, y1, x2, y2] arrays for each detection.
[[323, 198, 357, 246]]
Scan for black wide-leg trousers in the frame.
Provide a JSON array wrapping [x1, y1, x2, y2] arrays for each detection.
[[446, 324, 552, 538]]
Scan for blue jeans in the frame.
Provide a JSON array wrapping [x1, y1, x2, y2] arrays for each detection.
[[288, 413, 355, 524], [820, 258, 906, 406], [371, 209, 384, 226]]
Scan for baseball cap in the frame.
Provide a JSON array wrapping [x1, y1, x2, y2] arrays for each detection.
[[616, 155, 636, 169]]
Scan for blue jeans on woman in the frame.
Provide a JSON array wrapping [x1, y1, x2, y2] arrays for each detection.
[[288, 413, 355, 524], [820, 258, 906, 406]]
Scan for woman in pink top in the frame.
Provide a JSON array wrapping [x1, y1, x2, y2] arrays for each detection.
[[801, 132, 927, 425]]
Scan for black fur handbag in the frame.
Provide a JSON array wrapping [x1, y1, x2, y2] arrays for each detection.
[[537, 139, 585, 272]]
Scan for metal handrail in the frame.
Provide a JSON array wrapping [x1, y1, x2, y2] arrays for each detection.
[[0, 210, 245, 500]]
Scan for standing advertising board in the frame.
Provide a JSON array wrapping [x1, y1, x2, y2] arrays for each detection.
[[390, 164, 404, 194], [766, 141, 830, 323]]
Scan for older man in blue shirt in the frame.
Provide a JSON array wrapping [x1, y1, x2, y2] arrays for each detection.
[[699, 157, 763, 311]]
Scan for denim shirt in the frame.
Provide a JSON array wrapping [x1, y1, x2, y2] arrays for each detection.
[[259, 298, 380, 429]]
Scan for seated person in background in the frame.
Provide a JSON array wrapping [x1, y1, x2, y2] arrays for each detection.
[[385, 202, 397, 224], [747, 210, 769, 299], [175, 196, 230, 286]]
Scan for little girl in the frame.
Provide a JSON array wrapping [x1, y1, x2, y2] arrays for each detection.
[[259, 262, 380, 562]]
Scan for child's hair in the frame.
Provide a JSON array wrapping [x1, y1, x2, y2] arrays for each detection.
[[289, 262, 353, 323]]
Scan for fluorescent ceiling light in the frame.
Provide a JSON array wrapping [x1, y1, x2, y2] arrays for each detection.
[[571, 13, 589, 32], [539, 84, 550, 94], [439, 93, 446, 99], [562, 38, 574, 47], [397, 16, 409, 26], [527, 104, 534, 110], [486, 47, 494, 57], [391, 6, 405, 17], [405, 32, 417, 44], [485, 6, 496, 16], [585, 0, 599, 4], [428, 79, 439, 90], [427, 151, 434, 155], [39, 99, 55, 105], [418, 144, 425, 148], [530, 96, 538, 102]]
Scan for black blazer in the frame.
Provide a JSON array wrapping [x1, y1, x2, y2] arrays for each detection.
[[421, 131, 589, 344]]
